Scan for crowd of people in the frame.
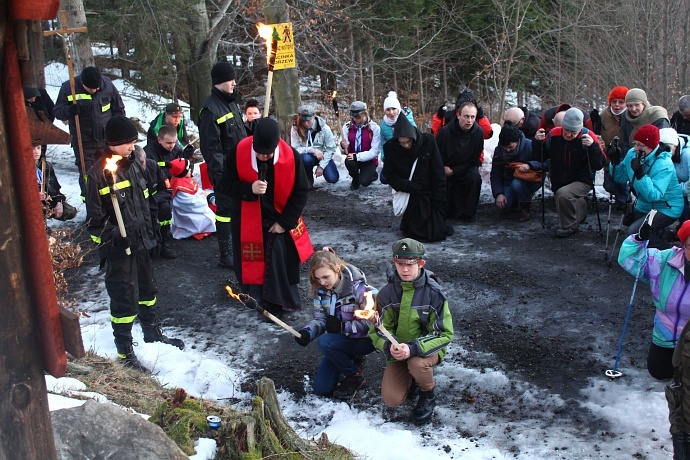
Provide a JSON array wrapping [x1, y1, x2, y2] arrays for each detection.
[[34, 63, 690, 439]]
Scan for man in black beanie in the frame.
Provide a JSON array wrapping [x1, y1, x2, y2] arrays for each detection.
[[54, 66, 125, 201], [219, 118, 313, 315], [85, 116, 184, 373], [490, 121, 542, 221], [199, 61, 247, 269]]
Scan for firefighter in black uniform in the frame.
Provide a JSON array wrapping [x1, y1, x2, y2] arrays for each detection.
[[54, 67, 125, 200], [85, 116, 184, 372], [144, 124, 186, 259], [199, 61, 247, 268]]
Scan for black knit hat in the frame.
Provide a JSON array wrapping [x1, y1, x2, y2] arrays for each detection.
[[455, 88, 477, 109], [105, 116, 139, 146], [81, 67, 102, 89], [499, 121, 521, 146], [252, 118, 280, 154], [211, 62, 236, 85], [23, 87, 40, 101]]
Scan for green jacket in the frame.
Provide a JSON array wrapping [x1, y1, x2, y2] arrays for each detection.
[[370, 268, 453, 361]]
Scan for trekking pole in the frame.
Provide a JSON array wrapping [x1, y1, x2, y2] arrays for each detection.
[[604, 193, 614, 261], [540, 140, 546, 229], [606, 212, 654, 379], [585, 142, 602, 234]]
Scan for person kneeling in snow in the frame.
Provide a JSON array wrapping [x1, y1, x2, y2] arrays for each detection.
[[168, 158, 216, 240], [371, 238, 454, 425]]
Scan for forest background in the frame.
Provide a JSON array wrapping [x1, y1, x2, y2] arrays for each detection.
[[43, 0, 690, 127]]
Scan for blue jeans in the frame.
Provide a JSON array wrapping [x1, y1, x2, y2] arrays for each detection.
[[313, 333, 374, 396], [301, 154, 339, 183], [502, 178, 541, 207]]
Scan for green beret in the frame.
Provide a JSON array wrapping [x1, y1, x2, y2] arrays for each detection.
[[392, 238, 425, 258]]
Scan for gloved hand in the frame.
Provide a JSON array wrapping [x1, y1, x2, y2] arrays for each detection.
[[636, 209, 656, 241], [183, 144, 195, 159], [207, 193, 216, 207], [436, 104, 447, 119], [607, 145, 622, 165], [631, 155, 645, 179], [476, 106, 484, 120], [68, 104, 80, 118], [325, 315, 341, 334], [111, 229, 131, 250], [294, 329, 310, 347]]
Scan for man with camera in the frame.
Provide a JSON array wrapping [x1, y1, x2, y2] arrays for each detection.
[[611, 124, 684, 249]]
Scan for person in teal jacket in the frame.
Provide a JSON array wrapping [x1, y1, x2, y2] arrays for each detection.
[[370, 238, 453, 425], [379, 91, 416, 185], [611, 124, 684, 249], [619, 217, 690, 380]]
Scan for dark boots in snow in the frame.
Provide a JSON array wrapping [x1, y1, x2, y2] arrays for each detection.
[[216, 221, 234, 269], [115, 341, 150, 373], [673, 432, 690, 460], [160, 224, 178, 259], [413, 388, 436, 425], [518, 202, 532, 222], [141, 321, 185, 350]]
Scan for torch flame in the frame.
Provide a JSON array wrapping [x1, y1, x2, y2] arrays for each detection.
[[225, 285, 242, 301], [331, 90, 337, 99], [354, 291, 377, 321], [104, 155, 123, 174], [257, 23, 274, 60]]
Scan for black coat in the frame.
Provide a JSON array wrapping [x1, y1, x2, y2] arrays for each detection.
[[383, 117, 448, 242], [436, 120, 484, 175], [541, 127, 605, 193], [53, 75, 125, 150], [671, 111, 690, 136], [199, 87, 246, 187]]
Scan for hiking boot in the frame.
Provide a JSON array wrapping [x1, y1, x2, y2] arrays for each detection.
[[555, 227, 578, 238], [518, 202, 532, 222], [673, 432, 690, 460], [407, 381, 420, 400], [333, 367, 365, 398], [353, 355, 367, 369], [350, 178, 360, 190], [412, 388, 436, 425], [141, 322, 185, 350], [160, 225, 178, 259], [216, 221, 234, 269], [115, 342, 150, 373], [307, 173, 315, 191]]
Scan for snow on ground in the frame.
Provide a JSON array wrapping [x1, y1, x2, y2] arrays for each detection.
[[41, 62, 673, 459]]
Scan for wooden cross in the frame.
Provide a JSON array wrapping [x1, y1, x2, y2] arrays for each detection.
[[43, 11, 88, 180]]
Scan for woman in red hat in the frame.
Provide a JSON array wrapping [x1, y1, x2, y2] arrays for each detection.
[[611, 123, 684, 248]]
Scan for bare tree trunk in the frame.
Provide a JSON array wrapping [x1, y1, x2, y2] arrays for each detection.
[[442, 59, 448, 102], [368, 47, 375, 117], [62, 0, 94, 71], [183, 0, 212, 124], [15, 20, 45, 88], [347, 25, 356, 100], [264, 0, 301, 138], [416, 28, 425, 114], [357, 49, 364, 102]]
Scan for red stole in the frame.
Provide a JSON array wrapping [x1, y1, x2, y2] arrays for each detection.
[[236, 137, 313, 285]]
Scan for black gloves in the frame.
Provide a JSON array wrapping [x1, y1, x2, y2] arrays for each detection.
[[294, 329, 310, 347], [436, 104, 446, 119], [631, 155, 645, 179], [325, 315, 342, 334], [183, 144, 195, 159], [111, 229, 131, 250], [636, 210, 656, 241], [68, 104, 80, 118], [607, 145, 622, 165]]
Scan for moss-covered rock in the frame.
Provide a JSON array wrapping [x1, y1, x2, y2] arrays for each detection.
[[150, 399, 210, 455]]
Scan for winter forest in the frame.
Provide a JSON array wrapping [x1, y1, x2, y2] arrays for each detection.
[[50, 0, 690, 122]]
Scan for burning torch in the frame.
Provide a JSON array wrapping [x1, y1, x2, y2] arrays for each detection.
[[226, 286, 301, 338], [354, 291, 401, 350], [104, 156, 131, 256], [331, 90, 339, 118], [257, 23, 279, 118]]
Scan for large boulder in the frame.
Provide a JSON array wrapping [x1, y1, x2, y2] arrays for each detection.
[[51, 400, 188, 460]]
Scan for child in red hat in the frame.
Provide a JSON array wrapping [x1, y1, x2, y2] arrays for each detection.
[[169, 158, 216, 240]]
